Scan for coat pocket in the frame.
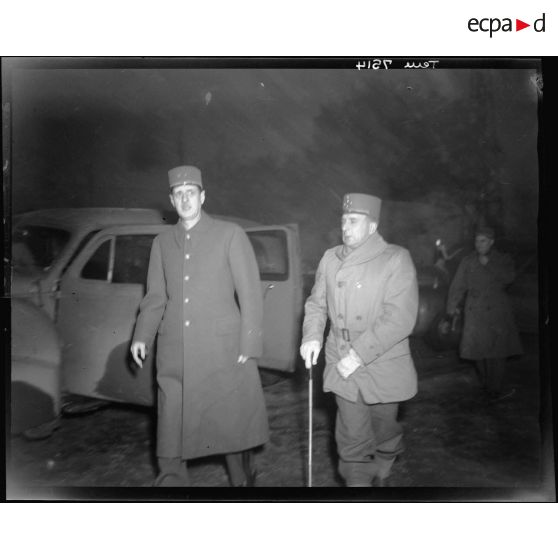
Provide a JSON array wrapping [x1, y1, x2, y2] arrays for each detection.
[[213, 316, 241, 370]]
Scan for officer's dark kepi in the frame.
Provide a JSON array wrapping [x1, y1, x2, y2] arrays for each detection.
[[475, 226, 495, 240], [342, 193, 382, 223], [168, 165, 203, 190]]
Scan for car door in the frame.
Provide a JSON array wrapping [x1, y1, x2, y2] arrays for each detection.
[[56, 222, 303, 407], [57, 225, 169, 405], [245, 225, 303, 372]]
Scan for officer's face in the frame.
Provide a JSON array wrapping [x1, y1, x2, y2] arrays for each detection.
[[475, 234, 494, 256], [170, 185, 205, 221], [341, 213, 376, 249]]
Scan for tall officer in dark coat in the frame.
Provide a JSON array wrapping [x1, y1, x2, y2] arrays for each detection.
[[446, 227, 523, 401], [300, 193, 419, 487], [131, 165, 269, 487]]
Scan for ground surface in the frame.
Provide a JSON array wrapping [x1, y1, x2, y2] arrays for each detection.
[[6, 335, 554, 500]]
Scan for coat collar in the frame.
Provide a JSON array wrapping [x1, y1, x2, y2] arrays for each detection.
[[335, 232, 388, 266], [172, 211, 213, 246]]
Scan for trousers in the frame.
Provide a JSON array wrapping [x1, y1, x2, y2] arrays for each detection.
[[156, 450, 255, 487], [475, 358, 506, 395], [335, 393, 403, 486]]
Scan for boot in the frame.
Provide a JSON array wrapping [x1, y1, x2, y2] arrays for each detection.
[[226, 450, 257, 487], [153, 457, 189, 487], [242, 450, 257, 487], [372, 456, 396, 487]]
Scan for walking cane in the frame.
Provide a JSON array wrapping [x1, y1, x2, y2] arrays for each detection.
[[307, 363, 313, 487]]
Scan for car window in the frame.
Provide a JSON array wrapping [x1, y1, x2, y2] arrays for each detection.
[[81, 239, 111, 280], [112, 235, 155, 285], [61, 230, 100, 276], [13, 225, 71, 272], [247, 230, 289, 281]]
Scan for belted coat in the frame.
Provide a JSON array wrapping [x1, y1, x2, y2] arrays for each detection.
[[302, 233, 419, 404], [133, 212, 269, 459], [446, 249, 523, 360]]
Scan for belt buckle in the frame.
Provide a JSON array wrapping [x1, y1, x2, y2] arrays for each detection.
[[341, 328, 350, 342]]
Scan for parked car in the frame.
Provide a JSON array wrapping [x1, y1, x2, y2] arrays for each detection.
[[11, 208, 304, 434], [11, 298, 62, 439]]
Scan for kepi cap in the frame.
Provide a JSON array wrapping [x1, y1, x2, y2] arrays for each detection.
[[168, 165, 203, 190], [475, 226, 495, 240], [343, 193, 382, 222]]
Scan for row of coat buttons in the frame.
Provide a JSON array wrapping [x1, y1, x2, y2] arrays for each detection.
[[184, 239, 191, 325], [184, 235, 191, 326]]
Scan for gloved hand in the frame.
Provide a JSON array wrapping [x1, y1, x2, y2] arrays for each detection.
[[300, 340, 321, 369], [131, 341, 147, 368], [336, 349, 364, 380]]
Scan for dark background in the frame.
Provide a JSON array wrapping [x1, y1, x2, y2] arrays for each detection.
[[4, 59, 541, 270]]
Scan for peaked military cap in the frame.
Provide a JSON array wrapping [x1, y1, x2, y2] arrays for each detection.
[[342, 193, 382, 222], [168, 165, 203, 190], [475, 226, 495, 240]]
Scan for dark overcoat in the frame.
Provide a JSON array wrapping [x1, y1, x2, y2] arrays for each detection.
[[446, 249, 523, 360], [302, 233, 419, 404], [133, 212, 269, 459]]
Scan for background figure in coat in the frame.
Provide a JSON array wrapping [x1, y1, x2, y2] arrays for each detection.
[[446, 227, 523, 402], [300, 193, 419, 487], [131, 165, 269, 487]]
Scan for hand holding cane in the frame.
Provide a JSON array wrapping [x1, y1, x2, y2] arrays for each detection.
[[300, 341, 320, 487]]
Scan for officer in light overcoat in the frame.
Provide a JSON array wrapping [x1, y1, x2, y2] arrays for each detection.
[[131, 165, 269, 487], [300, 193, 419, 487]]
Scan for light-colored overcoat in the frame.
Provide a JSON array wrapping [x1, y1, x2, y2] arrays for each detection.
[[133, 212, 269, 459], [302, 233, 419, 404], [446, 250, 523, 360]]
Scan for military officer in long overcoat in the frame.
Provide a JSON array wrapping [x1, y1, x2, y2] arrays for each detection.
[[131, 165, 269, 487], [446, 227, 523, 401], [300, 193, 419, 487]]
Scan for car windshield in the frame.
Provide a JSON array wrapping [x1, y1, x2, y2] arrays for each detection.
[[13, 225, 71, 273]]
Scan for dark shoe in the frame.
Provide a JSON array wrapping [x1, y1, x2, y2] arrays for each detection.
[[241, 450, 257, 487], [234, 468, 258, 487], [339, 460, 378, 487]]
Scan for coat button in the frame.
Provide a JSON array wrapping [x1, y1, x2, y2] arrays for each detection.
[[184, 275, 190, 281], [186, 234, 191, 240], [184, 298, 189, 303], [185, 254, 190, 259], [185, 320, 190, 327]]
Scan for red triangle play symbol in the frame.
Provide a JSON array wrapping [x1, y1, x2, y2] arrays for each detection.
[[516, 19, 530, 31]]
